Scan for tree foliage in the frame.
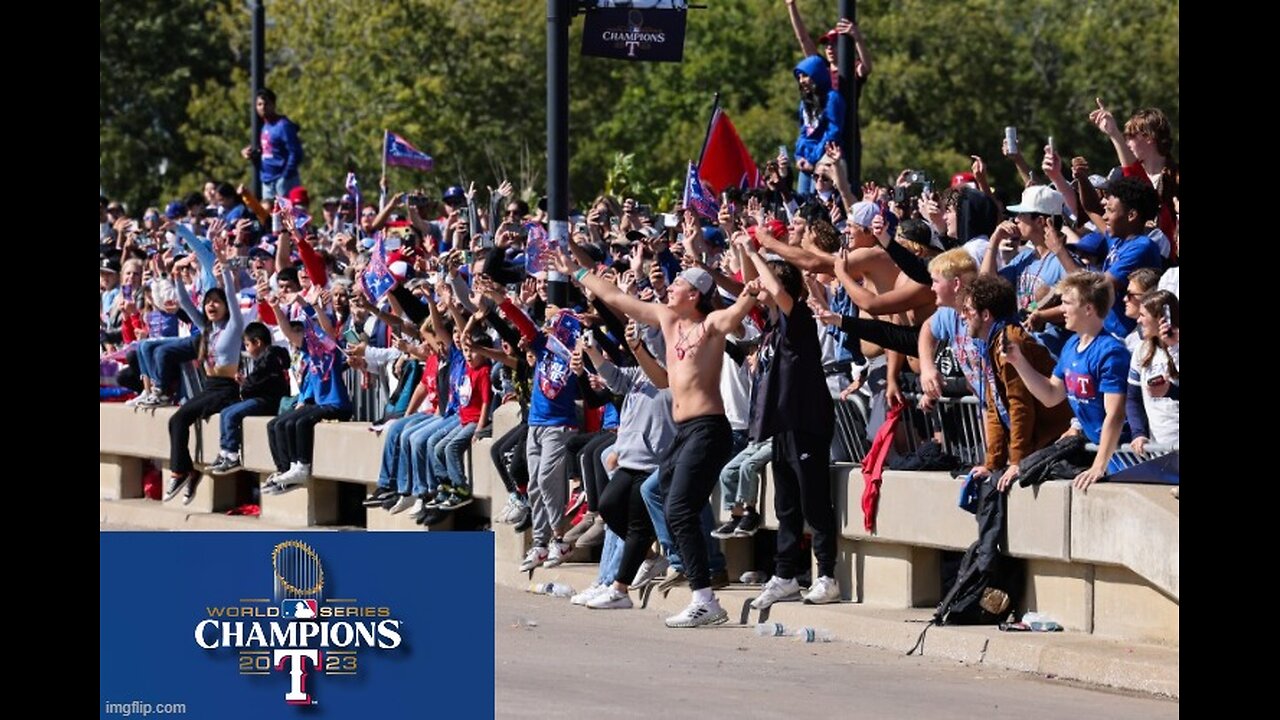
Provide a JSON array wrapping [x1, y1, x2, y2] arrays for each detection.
[[100, 0, 1178, 211]]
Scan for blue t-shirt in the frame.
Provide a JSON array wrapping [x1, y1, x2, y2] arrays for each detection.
[[297, 312, 351, 411], [601, 402, 620, 431], [1053, 333, 1130, 444], [1103, 234, 1162, 337], [999, 248, 1067, 314], [930, 306, 983, 396], [527, 335, 580, 427]]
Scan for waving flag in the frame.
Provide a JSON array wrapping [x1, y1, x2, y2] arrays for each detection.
[[524, 222, 561, 274], [697, 108, 759, 194], [272, 197, 311, 230], [544, 310, 584, 361], [683, 162, 720, 220], [302, 314, 339, 381], [360, 234, 397, 302], [345, 173, 361, 203], [384, 131, 435, 172]]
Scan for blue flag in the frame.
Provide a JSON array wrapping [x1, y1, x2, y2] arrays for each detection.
[[360, 234, 397, 302], [384, 131, 435, 172], [524, 222, 562, 274], [683, 162, 720, 220]]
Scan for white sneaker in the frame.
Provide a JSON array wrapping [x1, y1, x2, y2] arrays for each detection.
[[125, 390, 154, 407], [664, 598, 728, 628], [630, 555, 670, 589], [586, 586, 634, 610], [388, 495, 416, 514], [751, 576, 801, 609], [273, 463, 307, 489], [803, 576, 841, 605], [408, 497, 425, 516], [519, 546, 549, 572], [570, 583, 609, 606], [507, 501, 530, 526], [543, 540, 572, 568], [496, 494, 520, 524]]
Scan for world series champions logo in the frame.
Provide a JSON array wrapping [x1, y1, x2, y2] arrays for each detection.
[[193, 541, 405, 706]]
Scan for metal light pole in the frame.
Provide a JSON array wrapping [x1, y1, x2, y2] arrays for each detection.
[[251, 0, 265, 197], [546, 0, 571, 307], [837, 0, 860, 188]]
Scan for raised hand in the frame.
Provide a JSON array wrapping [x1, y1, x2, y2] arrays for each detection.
[[824, 140, 843, 163], [1089, 97, 1121, 138], [619, 269, 638, 296], [870, 212, 890, 247], [970, 155, 987, 184], [497, 180, 514, 198]]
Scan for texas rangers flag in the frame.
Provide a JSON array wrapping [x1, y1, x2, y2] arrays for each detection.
[[384, 131, 435, 172], [683, 162, 720, 220]]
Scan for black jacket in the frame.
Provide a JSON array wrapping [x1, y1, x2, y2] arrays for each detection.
[[241, 345, 292, 404]]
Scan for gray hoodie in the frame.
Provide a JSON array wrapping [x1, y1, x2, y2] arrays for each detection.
[[596, 361, 674, 473]]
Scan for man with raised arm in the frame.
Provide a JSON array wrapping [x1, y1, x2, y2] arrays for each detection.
[[551, 246, 762, 628]]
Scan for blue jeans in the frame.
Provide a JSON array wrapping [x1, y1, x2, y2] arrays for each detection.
[[148, 336, 198, 389], [396, 415, 449, 495], [408, 414, 461, 496], [219, 397, 275, 453], [640, 469, 725, 575], [442, 422, 478, 488], [597, 528, 624, 586], [261, 173, 302, 202], [379, 413, 434, 490], [719, 440, 772, 510]]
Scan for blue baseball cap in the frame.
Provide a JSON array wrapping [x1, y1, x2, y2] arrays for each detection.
[[443, 186, 466, 205], [164, 201, 186, 219]]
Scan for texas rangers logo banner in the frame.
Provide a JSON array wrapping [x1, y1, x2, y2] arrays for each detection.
[[101, 532, 494, 718]]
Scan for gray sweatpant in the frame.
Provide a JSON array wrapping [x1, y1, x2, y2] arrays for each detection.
[[526, 425, 572, 547]]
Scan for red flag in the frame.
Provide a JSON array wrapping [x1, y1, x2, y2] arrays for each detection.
[[697, 108, 759, 195]]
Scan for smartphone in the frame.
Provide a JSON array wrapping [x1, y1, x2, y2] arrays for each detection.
[[662, 213, 679, 229], [778, 145, 788, 159], [1047, 135, 1055, 155], [1162, 304, 1173, 336], [582, 332, 594, 348], [922, 181, 934, 197], [1005, 126, 1018, 155], [609, 217, 620, 231]]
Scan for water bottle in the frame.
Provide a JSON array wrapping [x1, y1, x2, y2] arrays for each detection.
[[528, 582, 574, 598], [1021, 612, 1062, 632], [793, 627, 835, 643], [755, 622, 787, 637]]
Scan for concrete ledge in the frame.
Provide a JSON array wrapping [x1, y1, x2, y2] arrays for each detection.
[[311, 422, 382, 482], [493, 562, 1178, 699], [100, 499, 300, 530], [101, 454, 143, 500], [1071, 484, 1179, 600], [259, 474, 339, 526]]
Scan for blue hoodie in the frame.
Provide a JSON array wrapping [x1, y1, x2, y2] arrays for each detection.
[[258, 115, 304, 183], [793, 55, 845, 166]]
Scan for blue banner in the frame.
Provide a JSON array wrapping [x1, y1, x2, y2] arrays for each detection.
[[101, 532, 494, 719]]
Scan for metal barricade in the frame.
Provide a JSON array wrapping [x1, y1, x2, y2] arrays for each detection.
[[344, 366, 390, 422], [833, 392, 988, 468], [833, 396, 872, 463], [1087, 442, 1178, 471]]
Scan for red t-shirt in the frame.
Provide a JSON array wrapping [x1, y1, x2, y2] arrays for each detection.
[[418, 354, 440, 414], [121, 313, 147, 344], [457, 363, 493, 425]]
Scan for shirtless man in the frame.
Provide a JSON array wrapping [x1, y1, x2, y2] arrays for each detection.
[[552, 247, 762, 628]]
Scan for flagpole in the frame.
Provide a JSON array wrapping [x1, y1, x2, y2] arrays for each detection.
[[381, 129, 389, 191], [696, 92, 721, 168]]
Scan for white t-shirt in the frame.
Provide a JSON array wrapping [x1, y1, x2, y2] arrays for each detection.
[[1158, 267, 1179, 298], [963, 235, 990, 268], [1127, 342, 1179, 445], [721, 321, 761, 431]]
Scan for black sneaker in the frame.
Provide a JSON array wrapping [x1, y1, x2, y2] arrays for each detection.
[[733, 509, 762, 537], [418, 508, 450, 527], [163, 473, 190, 502], [183, 474, 200, 505], [513, 512, 532, 533], [363, 487, 397, 507], [710, 517, 741, 540], [209, 455, 242, 476], [425, 485, 453, 508], [379, 493, 401, 510], [440, 487, 473, 511]]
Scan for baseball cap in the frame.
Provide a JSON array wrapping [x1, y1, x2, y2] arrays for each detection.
[[286, 186, 311, 207], [164, 201, 186, 219], [442, 186, 466, 205], [100, 257, 121, 274], [677, 267, 714, 295], [1006, 185, 1065, 216], [850, 201, 878, 228]]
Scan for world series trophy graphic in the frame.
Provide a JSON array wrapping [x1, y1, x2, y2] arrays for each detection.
[[273, 540, 324, 605]]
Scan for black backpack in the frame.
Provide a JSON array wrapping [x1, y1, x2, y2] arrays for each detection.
[[908, 476, 1021, 653]]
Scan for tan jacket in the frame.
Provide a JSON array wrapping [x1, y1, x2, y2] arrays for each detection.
[[982, 324, 1074, 469]]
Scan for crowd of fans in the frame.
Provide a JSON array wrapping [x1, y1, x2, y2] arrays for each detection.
[[100, 9, 1178, 626]]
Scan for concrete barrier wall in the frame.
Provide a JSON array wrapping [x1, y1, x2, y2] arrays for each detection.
[[100, 402, 1179, 645]]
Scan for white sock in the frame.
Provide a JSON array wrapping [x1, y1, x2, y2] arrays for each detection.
[[692, 587, 714, 604], [290, 461, 302, 470]]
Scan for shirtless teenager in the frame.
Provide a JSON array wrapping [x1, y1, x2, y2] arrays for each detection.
[[552, 247, 762, 628]]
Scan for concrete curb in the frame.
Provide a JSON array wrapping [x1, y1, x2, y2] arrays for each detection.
[[497, 561, 1179, 699], [99, 499, 301, 531]]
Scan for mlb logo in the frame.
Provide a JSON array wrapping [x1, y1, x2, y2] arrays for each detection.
[[281, 599, 318, 620]]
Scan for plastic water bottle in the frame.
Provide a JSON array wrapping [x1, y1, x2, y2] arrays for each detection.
[[1021, 612, 1062, 632], [793, 627, 835, 643], [528, 582, 574, 598], [755, 622, 787, 637]]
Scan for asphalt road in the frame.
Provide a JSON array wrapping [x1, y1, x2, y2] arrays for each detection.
[[495, 584, 1177, 720]]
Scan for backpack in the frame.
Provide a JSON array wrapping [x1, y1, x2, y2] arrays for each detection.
[[908, 475, 1021, 654]]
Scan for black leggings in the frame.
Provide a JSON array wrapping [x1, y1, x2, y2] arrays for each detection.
[[490, 422, 529, 495], [579, 431, 617, 511], [660, 414, 733, 591], [266, 403, 352, 472], [168, 377, 240, 474], [563, 430, 604, 490], [598, 466, 655, 588], [840, 317, 922, 357], [772, 429, 838, 579]]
